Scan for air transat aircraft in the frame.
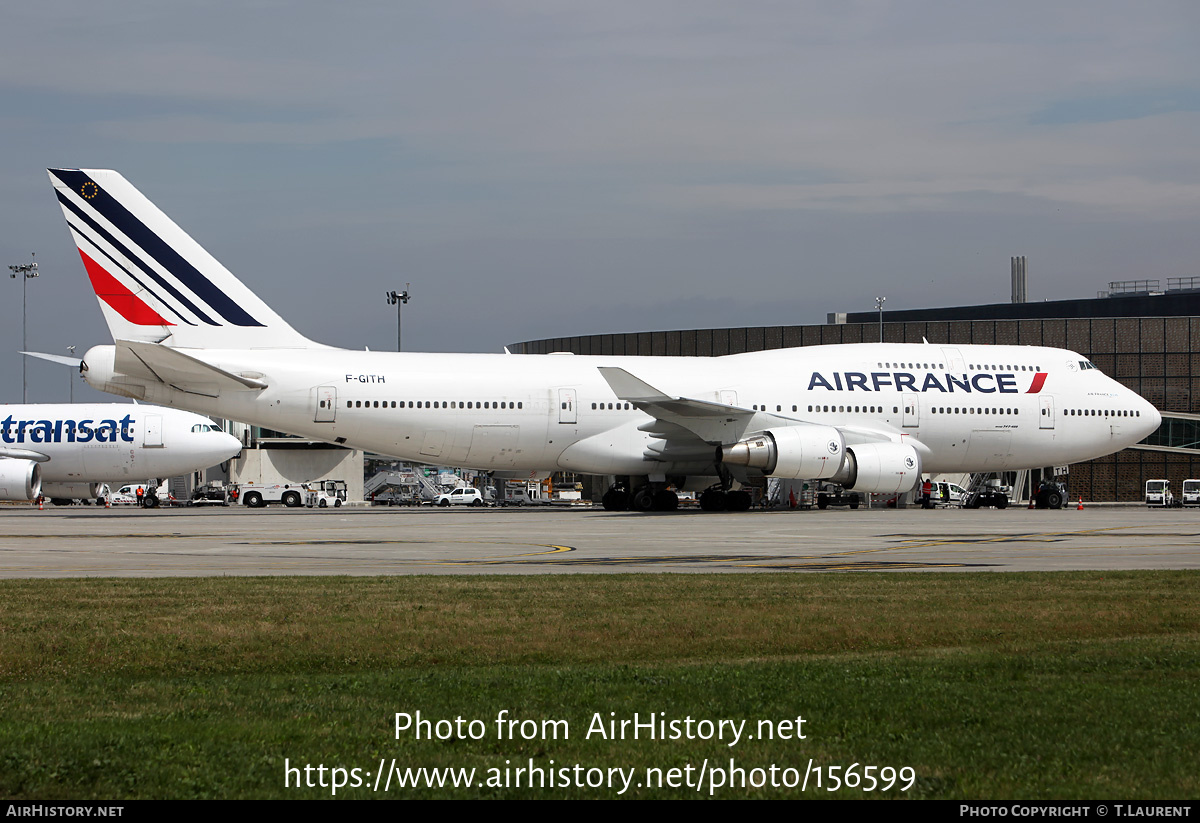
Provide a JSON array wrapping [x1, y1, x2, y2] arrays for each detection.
[[0, 402, 241, 504], [47, 169, 1161, 511]]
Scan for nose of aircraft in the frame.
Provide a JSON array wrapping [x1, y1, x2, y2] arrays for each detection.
[[212, 429, 243, 461], [1139, 399, 1163, 440]]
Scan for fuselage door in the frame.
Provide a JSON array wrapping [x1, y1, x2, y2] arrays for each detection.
[[941, 347, 965, 373], [558, 388, 577, 424], [313, 386, 337, 423], [143, 414, 163, 447], [1040, 396, 1055, 430], [902, 394, 919, 428], [720, 390, 738, 407]]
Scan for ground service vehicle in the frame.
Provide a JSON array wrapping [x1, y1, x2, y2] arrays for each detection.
[[1034, 480, 1067, 509], [1145, 479, 1176, 507], [1183, 480, 1200, 507], [239, 483, 306, 508], [816, 482, 861, 509], [963, 478, 1010, 509], [190, 482, 230, 506], [305, 480, 348, 508], [435, 487, 487, 507], [110, 481, 173, 507]]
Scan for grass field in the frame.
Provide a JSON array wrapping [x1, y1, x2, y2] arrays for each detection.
[[1, 571, 1197, 799]]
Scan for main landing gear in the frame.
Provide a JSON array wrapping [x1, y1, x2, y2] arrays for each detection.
[[601, 480, 752, 512], [601, 482, 680, 512]]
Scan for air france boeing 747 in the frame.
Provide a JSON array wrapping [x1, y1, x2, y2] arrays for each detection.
[[47, 169, 1161, 511]]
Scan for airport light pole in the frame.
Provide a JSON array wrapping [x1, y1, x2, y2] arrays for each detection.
[[8, 253, 39, 403], [875, 295, 886, 343], [385, 285, 411, 352], [67, 346, 76, 403]]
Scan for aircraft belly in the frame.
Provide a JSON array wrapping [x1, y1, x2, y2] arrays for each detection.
[[965, 431, 1013, 469], [464, 425, 521, 467]]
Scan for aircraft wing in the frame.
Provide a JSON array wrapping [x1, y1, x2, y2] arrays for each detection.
[[114, 340, 267, 397], [599, 366, 901, 453], [598, 367, 757, 445]]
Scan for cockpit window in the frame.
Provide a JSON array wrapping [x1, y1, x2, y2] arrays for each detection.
[[1079, 361, 1098, 370], [191, 424, 214, 433]]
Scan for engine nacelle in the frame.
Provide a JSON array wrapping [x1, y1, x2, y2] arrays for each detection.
[[41, 482, 106, 501], [0, 460, 42, 501], [720, 426, 846, 479], [829, 442, 922, 494]]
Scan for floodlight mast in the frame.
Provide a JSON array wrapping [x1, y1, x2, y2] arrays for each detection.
[[385, 284, 411, 351], [8, 252, 39, 403]]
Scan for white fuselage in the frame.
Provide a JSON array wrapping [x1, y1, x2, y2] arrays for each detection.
[[81, 342, 1161, 479], [0, 403, 241, 483]]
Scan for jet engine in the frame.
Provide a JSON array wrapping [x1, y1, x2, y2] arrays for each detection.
[[0, 460, 42, 501], [719, 426, 847, 479], [828, 442, 922, 494]]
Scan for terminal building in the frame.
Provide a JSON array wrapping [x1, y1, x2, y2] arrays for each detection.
[[511, 268, 1200, 502]]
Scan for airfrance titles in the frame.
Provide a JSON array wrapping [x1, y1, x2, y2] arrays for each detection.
[[1, 414, 135, 444], [808, 371, 1023, 394]]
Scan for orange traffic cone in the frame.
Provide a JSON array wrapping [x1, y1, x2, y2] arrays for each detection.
[[105, 497, 110, 509], [1077, 497, 1084, 510], [37, 496, 43, 510]]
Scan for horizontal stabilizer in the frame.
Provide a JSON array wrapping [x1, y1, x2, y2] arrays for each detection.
[[21, 351, 83, 368], [115, 340, 267, 397]]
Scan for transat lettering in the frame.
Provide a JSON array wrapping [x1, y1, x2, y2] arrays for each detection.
[[0, 414, 135, 444]]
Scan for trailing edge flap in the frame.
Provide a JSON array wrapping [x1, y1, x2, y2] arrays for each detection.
[[598, 366, 756, 443], [115, 340, 267, 397], [0, 448, 50, 462]]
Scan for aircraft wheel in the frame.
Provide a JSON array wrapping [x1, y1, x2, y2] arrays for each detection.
[[630, 488, 655, 512], [817, 494, 829, 510], [51, 498, 72, 507], [282, 491, 302, 508], [602, 489, 628, 511], [995, 497, 1008, 509], [726, 490, 752, 512], [652, 489, 679, 511], [849, 494, 860, 510], [699, 490, 727, 511]]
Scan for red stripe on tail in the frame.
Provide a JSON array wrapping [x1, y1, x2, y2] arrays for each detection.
[[77, 249, 174, 326]]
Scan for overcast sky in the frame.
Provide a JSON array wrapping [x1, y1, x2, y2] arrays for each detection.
[[2, 1, 1199, 403]]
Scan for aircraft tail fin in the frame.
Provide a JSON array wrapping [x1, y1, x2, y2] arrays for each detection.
[[47, 168, 318, 350]]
